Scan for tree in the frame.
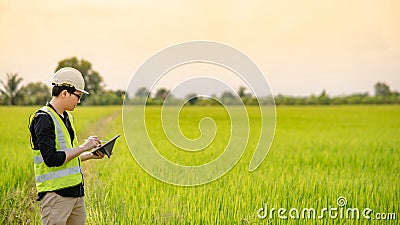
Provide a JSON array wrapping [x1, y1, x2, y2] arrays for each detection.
[[221, 91, 239, 105], [20, 82, 51, 105], [135, 87, 150, 98], [0, 73, 24, 105], [0, 92, 3, 105], [56, 57, 104, 97], [238, 86, 246, 98], [88, 90, 126, 105], [318, 90, 330, 105], [374, 82, 391, 97], [185, 93, 198, 105], [154, 88, 169, 100], [237, 86, 254, 104]]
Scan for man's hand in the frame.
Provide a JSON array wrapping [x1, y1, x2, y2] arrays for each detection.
[[79, 136, 101, 151], [64, 136, 101, 164], [80, 151, 105, 161]]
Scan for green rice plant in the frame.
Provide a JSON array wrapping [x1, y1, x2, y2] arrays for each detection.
[[0, 106, 120, 225], [86, 105, 400, 224], [0, 105, 399, 224]]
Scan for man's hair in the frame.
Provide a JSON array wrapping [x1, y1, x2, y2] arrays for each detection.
[[52, 85, 77, 97]]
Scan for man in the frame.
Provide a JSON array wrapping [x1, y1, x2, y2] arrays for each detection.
[[29, 67, 105, 225]]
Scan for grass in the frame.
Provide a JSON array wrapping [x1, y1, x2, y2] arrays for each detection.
[[0, 105, 399, 224], [0, 106, 121, 224]]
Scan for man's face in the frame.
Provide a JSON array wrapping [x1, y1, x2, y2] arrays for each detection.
[[66, 90, 82, 111]]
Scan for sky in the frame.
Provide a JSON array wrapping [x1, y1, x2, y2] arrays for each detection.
[[1, 0, 399, 97]]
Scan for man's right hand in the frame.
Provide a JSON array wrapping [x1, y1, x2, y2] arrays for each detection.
[[79, 136, 101, 152], [64, 136, 101, 165]]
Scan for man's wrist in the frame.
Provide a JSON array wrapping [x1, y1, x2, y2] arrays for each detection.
[[77, 145, 87, 153]]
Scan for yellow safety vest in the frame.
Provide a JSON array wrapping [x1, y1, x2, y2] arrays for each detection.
[[30, 106, 83, 192]]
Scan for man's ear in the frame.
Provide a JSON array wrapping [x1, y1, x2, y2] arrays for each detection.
[[61, 90, 69, 98]]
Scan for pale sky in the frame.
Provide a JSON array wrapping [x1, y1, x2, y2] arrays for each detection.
[[1, 0, 399, 97]]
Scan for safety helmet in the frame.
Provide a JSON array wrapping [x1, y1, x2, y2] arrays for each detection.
[[51, 67, 89, 94]]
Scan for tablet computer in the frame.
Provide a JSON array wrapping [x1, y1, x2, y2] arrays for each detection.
[[92, 134, 120, 158]]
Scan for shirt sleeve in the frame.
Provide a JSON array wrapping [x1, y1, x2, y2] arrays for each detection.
[[32, 112, 66, 167]]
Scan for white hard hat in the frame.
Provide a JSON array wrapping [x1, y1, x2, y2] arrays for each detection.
[[51, 67, 89, 94]]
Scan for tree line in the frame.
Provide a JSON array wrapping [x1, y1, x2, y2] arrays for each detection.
[[0, 57, 126, 106], [127, 82, 400, 106], [1, 57, 399, 106], [274, 84, 400, 105]]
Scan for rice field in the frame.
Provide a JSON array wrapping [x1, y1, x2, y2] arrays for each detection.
[[0, 105, 399, 224]]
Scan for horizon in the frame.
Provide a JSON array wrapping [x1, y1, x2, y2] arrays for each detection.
[[1, 70, 396, 99]]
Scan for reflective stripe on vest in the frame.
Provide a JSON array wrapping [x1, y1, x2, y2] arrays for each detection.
[[30, 106, 82, 192], [36, 166, 81, 183], [33, 148, 73, 164], [44, 107, 68, 149]]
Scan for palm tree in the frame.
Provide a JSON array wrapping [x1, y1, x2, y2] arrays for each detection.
[[0, 73, 24, 105]]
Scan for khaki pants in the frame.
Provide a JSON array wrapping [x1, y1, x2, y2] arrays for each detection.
[[40, 192, 86, 225]]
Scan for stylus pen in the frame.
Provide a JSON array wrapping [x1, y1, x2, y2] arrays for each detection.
[[85, 137, 108, 143]]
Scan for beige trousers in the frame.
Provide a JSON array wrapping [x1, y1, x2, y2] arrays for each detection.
[[40, 192, 86, 225]]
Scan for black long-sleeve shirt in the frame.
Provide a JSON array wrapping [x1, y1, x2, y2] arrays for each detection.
[[29, 103, 84, 200]]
